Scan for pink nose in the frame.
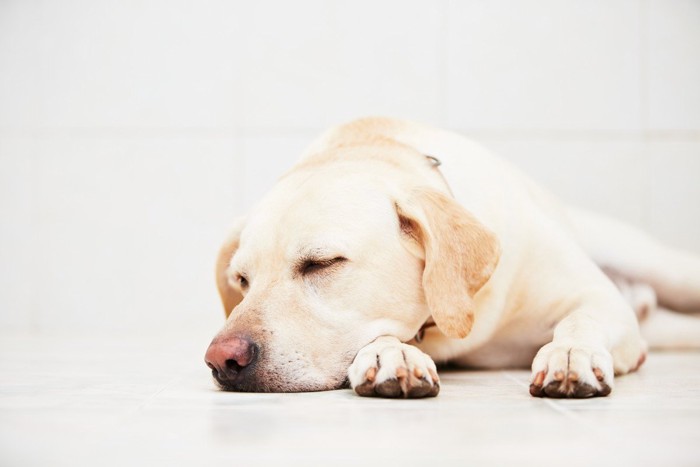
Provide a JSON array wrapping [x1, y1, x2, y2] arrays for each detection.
[[204, 336, 258, 387]]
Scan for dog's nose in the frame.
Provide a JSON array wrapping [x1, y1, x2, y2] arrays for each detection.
[[205, 336, 258, 386]]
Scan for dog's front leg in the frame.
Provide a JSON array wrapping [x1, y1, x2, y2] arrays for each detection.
[[348, 336, 440, 398], [529, 297, 647, 398]]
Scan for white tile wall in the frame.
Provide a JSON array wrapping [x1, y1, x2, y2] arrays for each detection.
[[0, 139, 38, 331], [236, 0, 443, 129], [0, 135, 242, 333], [0, 0, 698, 332], [0, 1, 242, 129], [481, 139, 651, 227], [649, 142, 700, 253], [648, 0, 700, 131], [446, 0, 642, 131]]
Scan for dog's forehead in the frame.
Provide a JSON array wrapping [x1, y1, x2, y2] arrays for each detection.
[[237, 168, 399, 264], [255, 169, 393, 227]]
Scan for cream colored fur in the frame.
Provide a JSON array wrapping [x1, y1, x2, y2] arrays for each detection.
[[211, 117, 700, 398]]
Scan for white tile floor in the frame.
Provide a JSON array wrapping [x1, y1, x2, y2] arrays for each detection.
[[1, 332, 699, 467]]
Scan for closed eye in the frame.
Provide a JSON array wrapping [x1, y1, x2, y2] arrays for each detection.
[[300, 257, 347, 276], [232, 273, 249, 290]]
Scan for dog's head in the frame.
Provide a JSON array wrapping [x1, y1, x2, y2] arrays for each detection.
[[205, 145, 500, 392]]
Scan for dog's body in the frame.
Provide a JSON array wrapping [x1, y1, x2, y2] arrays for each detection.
[[206, 118, 700, 398]]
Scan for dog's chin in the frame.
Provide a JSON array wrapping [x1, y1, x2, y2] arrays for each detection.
[[214, 373, 350, 393]]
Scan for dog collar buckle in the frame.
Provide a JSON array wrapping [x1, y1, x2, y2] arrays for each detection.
[[414, 318, 437, 343]]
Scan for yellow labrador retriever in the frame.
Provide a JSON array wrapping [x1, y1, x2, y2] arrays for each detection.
[[205, 118, 700, 398]]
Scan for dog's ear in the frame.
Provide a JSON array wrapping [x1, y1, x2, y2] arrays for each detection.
[[215, 219, 246, 318], [395, 188, 501, 339]]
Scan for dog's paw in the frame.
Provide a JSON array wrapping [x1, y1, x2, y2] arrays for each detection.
[[348, 336, 440, 398], [529, 343, 614, 398]]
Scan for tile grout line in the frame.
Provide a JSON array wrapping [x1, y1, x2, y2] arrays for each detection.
[[639, 0, 650, 135], [129, 373, 188, 414], [639, 0, 653, 231], [437, 0, 450, 128], [501, 371, 604, 430], [2, 126, 699, 142]]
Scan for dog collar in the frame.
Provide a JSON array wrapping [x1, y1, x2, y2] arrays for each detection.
[[424, 153, 454, 198], [414, 318, 437, 343], [425, 154, 442, 167]]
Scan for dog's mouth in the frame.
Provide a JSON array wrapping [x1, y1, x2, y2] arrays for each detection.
[[208, 361, 255, 392], [213, 372, 350, 393], [208, 358, 351, 393], [217, 379, 350, 394]]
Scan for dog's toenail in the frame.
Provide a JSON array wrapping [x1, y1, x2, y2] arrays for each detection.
[[428, 369, 439, 384], [365, 367, 377, 383], [533, 371, 545, 386], [593, 368, 604, 381]]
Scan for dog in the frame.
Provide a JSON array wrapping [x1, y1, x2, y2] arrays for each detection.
[[205, 117, 700, 398]]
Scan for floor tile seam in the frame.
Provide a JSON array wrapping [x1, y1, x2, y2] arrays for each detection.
[[500, 371, 606, 430], [131, 373, 190, 413]]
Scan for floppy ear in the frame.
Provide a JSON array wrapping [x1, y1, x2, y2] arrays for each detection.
[[215, 219, 246, 318], [396, 188, 501, 339]]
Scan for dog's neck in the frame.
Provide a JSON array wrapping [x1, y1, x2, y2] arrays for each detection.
[[414, 317, 436, 343]]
